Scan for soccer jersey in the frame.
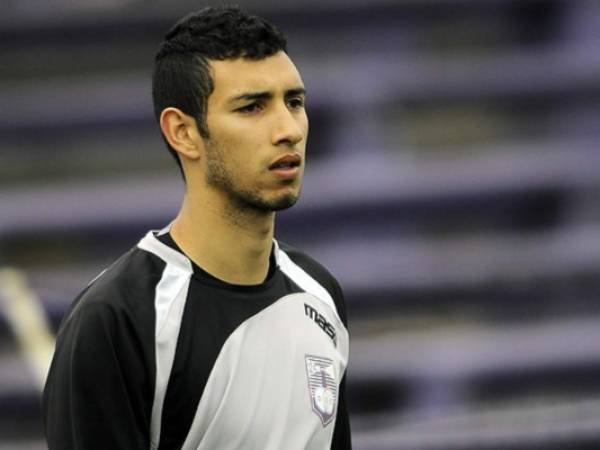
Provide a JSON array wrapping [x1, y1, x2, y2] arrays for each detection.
[[43, 228, 351, 449]]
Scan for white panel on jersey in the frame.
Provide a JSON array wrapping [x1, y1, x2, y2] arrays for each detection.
[[139, 230, 193, 274], [138, 231, 193, 450], [181, 293, 349, 450]]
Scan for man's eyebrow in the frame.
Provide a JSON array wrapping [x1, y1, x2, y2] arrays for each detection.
[[229, 91, 273, 103], [229, 87, 306, 104], [285, 87, 306, 98]]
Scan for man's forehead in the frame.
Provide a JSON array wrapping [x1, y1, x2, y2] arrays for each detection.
[[209, 52, 304, 98]]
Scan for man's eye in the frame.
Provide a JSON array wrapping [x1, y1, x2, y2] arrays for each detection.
[[237, 103, 262, 113], [288, 98, 305, 109]]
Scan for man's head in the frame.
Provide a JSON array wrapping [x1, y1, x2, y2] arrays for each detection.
[[152, 6, 288, 174], [152, 6, 308, 214]]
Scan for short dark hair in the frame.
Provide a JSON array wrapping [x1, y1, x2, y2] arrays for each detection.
[[152, 6, 288, 176]]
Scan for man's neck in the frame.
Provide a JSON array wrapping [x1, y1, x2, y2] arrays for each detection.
[[170, 193, 275, 285]]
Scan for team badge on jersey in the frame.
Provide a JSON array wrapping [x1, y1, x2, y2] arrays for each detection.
[[305, 355, 337, 426]]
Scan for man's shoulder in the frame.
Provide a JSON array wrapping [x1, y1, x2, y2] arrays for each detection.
[[67, 244, 166, 321], [278, 241, 337, 284], [90, 245, 164, 296], [52, 244, 159, 384], [277, 241, 348, 325]]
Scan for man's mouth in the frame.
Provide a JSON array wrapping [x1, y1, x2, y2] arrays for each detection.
[[268, 154, 302, 181], [269, 154, 301, 170]]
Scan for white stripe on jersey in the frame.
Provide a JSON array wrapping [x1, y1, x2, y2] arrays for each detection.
[[274, 240, 342, 325], [139, 231, 193, 450]]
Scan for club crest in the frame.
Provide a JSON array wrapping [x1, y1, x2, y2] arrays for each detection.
[[305, 355, 337, 426]]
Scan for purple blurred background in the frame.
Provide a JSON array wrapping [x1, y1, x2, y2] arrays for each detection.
[[2, 1, 600, 448]]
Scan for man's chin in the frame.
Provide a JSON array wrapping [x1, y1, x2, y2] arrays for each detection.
[[230, 190, 300, 214], [266, 193, 299, 212]]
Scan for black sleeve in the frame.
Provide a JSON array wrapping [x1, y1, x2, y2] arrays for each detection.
[[330, 278, 352, 449], [43, 300, 152, 450], [331, 374, 352, 449]]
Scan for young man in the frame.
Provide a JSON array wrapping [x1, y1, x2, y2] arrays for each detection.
[[43, 6, 351, 450]]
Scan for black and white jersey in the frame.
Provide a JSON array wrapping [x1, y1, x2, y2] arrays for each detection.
[[43, 228, 351, 449]]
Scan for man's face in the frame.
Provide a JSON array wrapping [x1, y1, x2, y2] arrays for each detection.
[[200, 51, 308, 213]]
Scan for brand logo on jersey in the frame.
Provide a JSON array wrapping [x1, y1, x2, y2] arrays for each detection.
[[304, 303, 337, 346], [305, 355, 337, 426]]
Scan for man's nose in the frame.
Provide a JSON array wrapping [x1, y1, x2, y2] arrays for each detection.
[[271, 106, 306, 147]]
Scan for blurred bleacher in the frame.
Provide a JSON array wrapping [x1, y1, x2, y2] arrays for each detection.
[[2, 0, 600, 448]]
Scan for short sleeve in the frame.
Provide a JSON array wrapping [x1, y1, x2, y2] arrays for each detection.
[[43, 301, 152, 450]]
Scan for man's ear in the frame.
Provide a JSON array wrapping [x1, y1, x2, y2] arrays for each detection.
[[159, 107, 203, 161]]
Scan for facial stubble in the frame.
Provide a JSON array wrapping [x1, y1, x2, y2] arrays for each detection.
[[203, 138, 300, 214]]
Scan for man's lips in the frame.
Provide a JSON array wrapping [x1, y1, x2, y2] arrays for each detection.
[[268, 154, 302, 181], [268, 154, 302, 170]]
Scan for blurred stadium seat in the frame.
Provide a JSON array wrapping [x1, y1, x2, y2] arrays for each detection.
[[2, 0, 600, 448]]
